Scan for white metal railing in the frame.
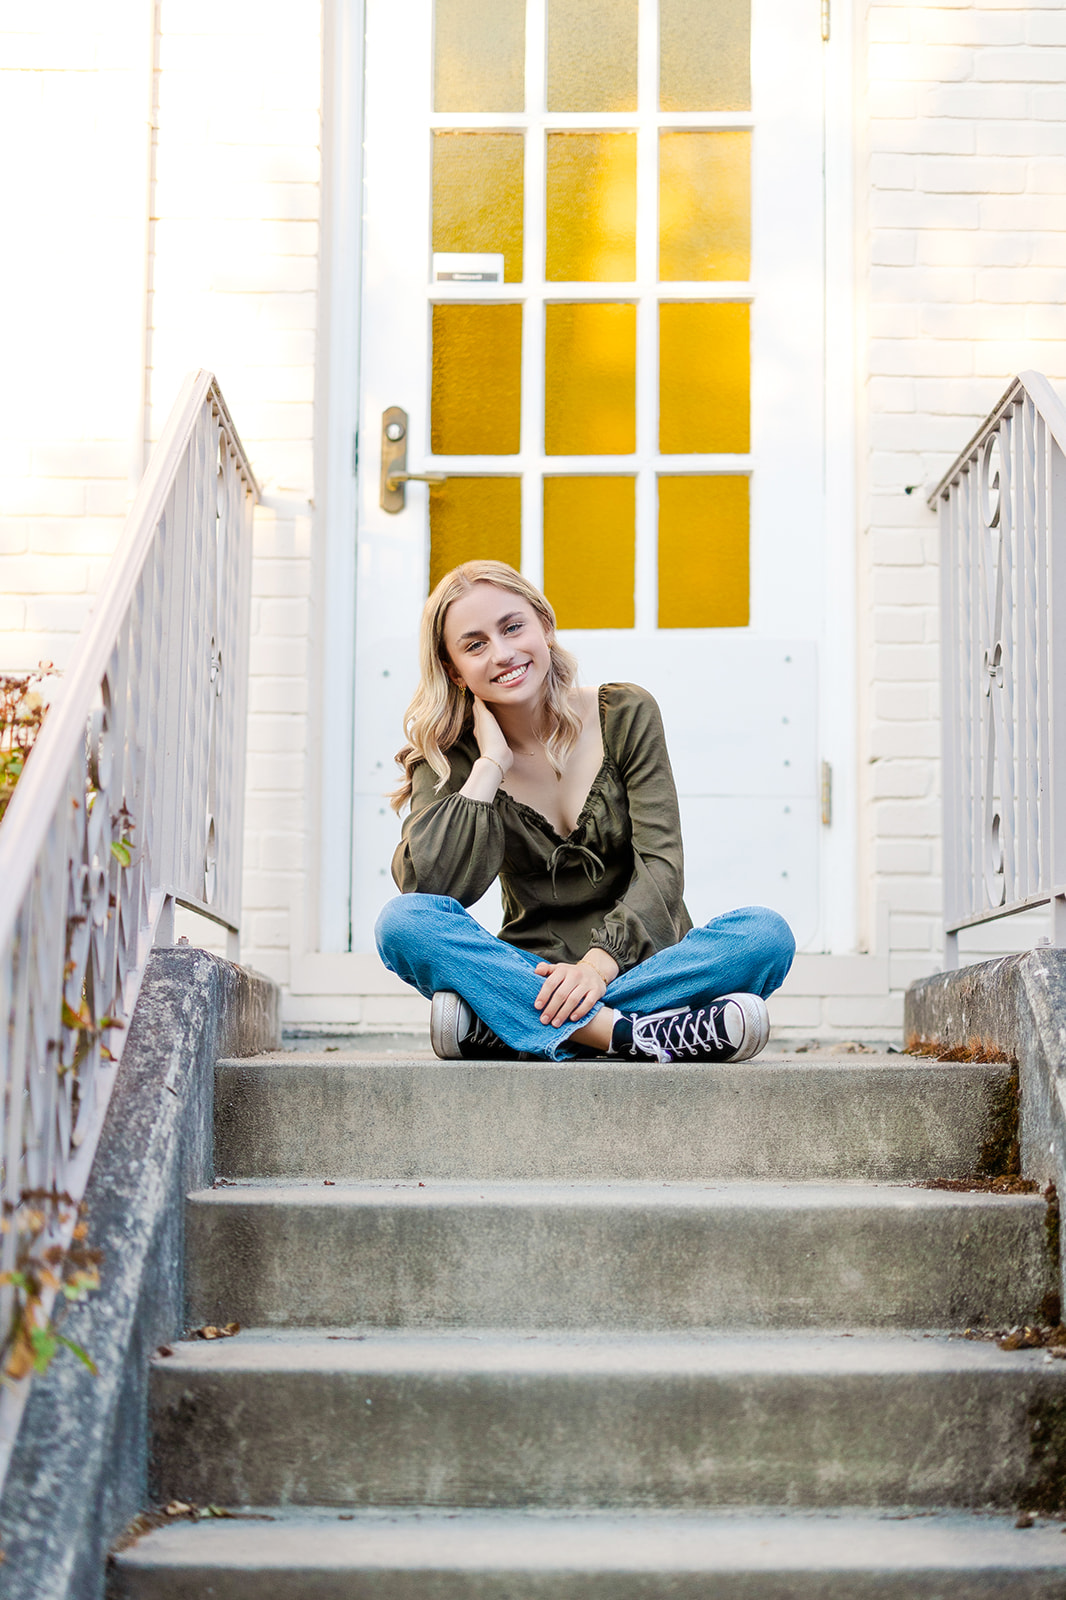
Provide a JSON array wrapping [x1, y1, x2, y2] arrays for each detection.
[[933, 371, 1066, 967], [0, 371, 256, 1487]]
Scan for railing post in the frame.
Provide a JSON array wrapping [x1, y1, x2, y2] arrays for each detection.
[[937, 480, 959, 960], [155, 894, 175, 948], [1049, 421, 1066, 945]]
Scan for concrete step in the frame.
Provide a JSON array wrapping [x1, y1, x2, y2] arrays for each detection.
[[148, 1329, 1066, 1511], [214, 1054, 1015, 1182], [110, 1508, 1066, 1599], [185, 1180, 1055, 1332]]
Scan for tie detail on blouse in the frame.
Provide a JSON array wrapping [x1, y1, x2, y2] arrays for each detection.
[[547, 841, 605, 900]]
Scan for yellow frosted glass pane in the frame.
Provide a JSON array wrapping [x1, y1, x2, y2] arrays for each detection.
[[660, 132, 751, 282], [546, 133, 636, 283], [658, 476, 749, 628], [543, 476, 635, 628], [429, 477, 522, 592], [432, 304, 522, 455], [659, 303, 749, 454], [547, 0, 637, 111], [433, 132, 524, 283], [544, 303, 636, 455], [660, 0, 750, 111], [434, 0, 525, 111]]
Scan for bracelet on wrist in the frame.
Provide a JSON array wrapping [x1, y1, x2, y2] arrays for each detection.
[[480, 754, 506, 781], [577, 956, 609, 982]]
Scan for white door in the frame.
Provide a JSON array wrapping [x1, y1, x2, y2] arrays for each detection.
[[352, 0, 829, 954]]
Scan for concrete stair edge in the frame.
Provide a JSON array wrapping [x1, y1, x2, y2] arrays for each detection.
[[213, 1056, 1017, 1182], [183, 1180, 1056, 1332], [109, 1508, 1066, 1600], [147, 1329, 1066, 1512]]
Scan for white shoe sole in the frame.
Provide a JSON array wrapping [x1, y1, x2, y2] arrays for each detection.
[[430, 990, 470, 1059], [720, 992, 771, 1062]]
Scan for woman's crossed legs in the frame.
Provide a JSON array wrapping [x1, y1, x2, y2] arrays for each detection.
[[375, 894, 795, 1061]]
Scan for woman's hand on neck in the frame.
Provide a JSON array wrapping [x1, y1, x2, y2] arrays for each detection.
[[471, 695, 516, 774], [459, 694, 521, 802]]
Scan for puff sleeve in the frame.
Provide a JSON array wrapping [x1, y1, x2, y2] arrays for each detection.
[[391, 745, 506, 906]]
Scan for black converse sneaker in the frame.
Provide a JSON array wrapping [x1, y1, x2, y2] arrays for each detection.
[[430, 991, 511, 1059], [621, 993, 770, 1064]]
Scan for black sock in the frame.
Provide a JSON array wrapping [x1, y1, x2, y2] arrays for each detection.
[[610, 1013, 634, 1054]]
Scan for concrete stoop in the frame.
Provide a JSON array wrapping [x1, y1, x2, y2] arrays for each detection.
[[109, 1510, 1066, 1599], [110, 1051, 1066, 1597]]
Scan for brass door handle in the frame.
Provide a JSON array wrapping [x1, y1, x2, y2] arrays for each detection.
[[380, 406, 447, 513], [385, 469, 447, 489]]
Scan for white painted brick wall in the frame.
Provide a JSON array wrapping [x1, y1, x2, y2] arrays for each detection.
[[0, 4, 322, 992], [149, 3, 322, 984], [0, 5, 149, 670], [6, 2, 1066, 1038], [862, 0, 1066, 1021]]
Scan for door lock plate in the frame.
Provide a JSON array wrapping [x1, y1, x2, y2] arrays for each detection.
[[380, 406, 408, 513]]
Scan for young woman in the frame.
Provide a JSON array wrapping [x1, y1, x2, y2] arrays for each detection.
[[376, 560, 795, 1063]]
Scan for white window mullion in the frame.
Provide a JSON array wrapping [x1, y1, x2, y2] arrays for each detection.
[[430, 283, 753, 303], [634, 0, 660, 635], [428, 112, 755, 130], [521, 0, 547, 590]]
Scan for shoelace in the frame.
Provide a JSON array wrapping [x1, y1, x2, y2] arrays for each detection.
[[467, 1011, 503, 1049], [630, 1004, 731, 1064]]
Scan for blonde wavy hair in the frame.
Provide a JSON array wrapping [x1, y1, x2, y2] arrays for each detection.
[[390, 561, 582, 813]]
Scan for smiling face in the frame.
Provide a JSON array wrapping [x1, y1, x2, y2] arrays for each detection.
[[441, 581, 553, 711]]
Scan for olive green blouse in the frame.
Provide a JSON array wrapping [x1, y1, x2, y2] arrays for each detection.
[[391, 682, 692, 973]]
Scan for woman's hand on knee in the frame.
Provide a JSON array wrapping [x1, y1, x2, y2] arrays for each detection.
[[534, 961, 607, 1026]]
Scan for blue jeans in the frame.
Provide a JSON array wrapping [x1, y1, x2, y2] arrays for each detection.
[[375, 895, 796, 1061]]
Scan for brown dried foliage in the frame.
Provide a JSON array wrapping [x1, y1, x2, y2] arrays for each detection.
[[906, 1035, 1016, 1065], [0, 666, 54, 825]]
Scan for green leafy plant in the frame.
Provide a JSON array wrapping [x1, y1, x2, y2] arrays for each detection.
[[0, 664, 104, 1383], [0, 666, 54, 825]]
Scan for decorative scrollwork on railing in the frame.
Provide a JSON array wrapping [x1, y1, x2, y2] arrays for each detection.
[[933, 371, 1066, 962], [980, 428, 1009, 911], [0, 373, 256, 1489], [980, 431, 1002, 529], [982, 639, 1006, 907]]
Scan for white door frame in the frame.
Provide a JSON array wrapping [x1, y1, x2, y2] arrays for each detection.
[[820, 0, 858, 954], [312, 0, 366, 952], [310, 0, 860, 970]]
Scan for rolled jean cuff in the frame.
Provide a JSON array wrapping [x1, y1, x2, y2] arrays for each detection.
[[540, 998, 604, 1060]]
